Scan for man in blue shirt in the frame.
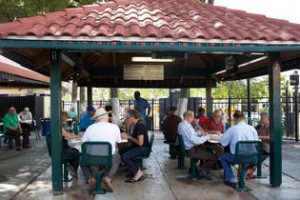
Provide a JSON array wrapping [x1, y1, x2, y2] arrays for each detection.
[[178, 110, 217, 180], [79, 106, 96, 131], [133, 91, 150, 119], [220, 111, 259, 188]]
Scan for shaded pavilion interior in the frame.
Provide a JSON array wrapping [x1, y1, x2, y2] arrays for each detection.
[[0, 0, 300, 193]]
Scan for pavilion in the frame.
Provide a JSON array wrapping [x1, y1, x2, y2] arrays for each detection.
[[0, 0, 300, 192]]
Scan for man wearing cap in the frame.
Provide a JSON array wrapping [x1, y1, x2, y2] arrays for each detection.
[[79, 106, 96, 131], [81, 108, 121, 192], [220, 111, 259, 188]]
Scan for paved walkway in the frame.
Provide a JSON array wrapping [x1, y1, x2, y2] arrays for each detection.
[[2, 132, 300, 200]]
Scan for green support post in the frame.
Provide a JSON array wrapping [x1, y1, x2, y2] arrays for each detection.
[[206, 79, 213, 117], [87, 79, 92, 107], [50, 50, 63, 193], [268, 53, 282, 187], [247, 78, 252, 124]]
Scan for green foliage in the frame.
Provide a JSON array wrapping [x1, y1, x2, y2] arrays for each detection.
[[0, 0, 99, 23]]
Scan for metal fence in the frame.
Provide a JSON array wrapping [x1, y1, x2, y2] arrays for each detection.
[[62, 96, 299, 141]]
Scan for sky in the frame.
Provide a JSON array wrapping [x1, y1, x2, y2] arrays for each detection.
[[214, 0, 300, 24]]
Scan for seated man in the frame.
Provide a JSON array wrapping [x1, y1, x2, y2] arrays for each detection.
[[220, 111, 259, 188], [256, 111, 270, 160], [79, 106, 96, 131], [202, 109, 224, 134], [202, 109, 224, 165], [68, 107, 77, 119], [245, 111, 270, 179], [18, 107, 33, 133], [3, 106, 31, 151], [162, 106, 182, 143], [81, 108, 121, 192], [178, 110, 217, 180], [198, 107, 208, 127]]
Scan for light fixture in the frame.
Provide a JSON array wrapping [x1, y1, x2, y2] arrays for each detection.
[[131, 57, 175, 62], [238, 56, 268, 68]]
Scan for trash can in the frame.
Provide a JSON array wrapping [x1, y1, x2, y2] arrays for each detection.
[[146, 116, 153, 131], [286, 113, 295, 137], [40, 118, 51, 136]]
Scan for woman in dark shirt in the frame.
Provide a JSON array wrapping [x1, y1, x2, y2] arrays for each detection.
[[121, 109, 149, 183], [61, 111, 81, 179]]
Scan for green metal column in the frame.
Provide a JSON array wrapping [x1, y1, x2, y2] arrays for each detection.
[[206, 79, 213, 117], [268, 53, 282, 187], [87, 79, 92, 107], [50, 50, 63, 192], [247, 78, 252, 124]]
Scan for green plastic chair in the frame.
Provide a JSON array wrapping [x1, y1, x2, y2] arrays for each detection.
[[45, 135, 74, 182], [178, 134, 198, 179], [135, 134, 155, 169], [81, 141, 112, 194], [233, 140, 263, 191]]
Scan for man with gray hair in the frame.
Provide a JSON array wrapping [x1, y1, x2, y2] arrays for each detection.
[[82, 108, 121, 192], [257, 111, 270, 160]]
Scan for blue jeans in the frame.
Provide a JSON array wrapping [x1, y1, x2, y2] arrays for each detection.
[[220, 152, 236, 182], [220, 152, 250, 182], [121, 146, 149, 176]]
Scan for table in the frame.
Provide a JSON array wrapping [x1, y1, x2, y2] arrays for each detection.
[[207, 134, 222, 144], [68, 139, 82, 152]]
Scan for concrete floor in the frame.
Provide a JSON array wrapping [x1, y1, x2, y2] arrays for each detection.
[[2, 132, 300, 200]]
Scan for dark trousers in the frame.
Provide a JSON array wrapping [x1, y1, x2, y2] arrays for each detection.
[[7, 128, 30, 147], [188, 145, 218, 172], [20, 123, 31, 133], [62, 148, 81, 172], [121, 146, 149, 176]]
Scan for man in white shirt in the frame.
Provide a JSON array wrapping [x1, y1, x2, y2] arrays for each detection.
[[178, 110, 217, 180], [82, 108, 121, 192], [220, 111, 259, 188]]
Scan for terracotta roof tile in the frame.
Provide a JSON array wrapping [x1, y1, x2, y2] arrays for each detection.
[[0, 0, 300, 42]]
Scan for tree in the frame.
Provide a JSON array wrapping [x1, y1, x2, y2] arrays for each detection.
[[0, 0, 100, 23]]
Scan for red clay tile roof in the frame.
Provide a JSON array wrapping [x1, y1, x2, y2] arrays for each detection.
[[0, 55, 50, 83], [0, 0, 300, 43]]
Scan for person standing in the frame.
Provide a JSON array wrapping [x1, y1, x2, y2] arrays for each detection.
[[220, 111, 259, 188], [3, 106, 30, 151], [133, 91, 150, 119], [82, 108, 121, 192]]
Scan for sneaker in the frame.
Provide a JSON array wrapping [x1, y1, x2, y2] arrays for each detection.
[[224, 180, 237, 189], [16, 146, 22, 151], [67, 165, 78, 179]]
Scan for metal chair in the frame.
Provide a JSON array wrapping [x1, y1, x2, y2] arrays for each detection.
[[177, 134, 198, 179], [45, 135, 74, 182], [234, 140, 263, 191], [81, 142, 112, 194], [135, 134, 155, 169]]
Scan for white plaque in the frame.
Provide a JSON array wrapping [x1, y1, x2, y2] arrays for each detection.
[[123, 65, 164, 80]]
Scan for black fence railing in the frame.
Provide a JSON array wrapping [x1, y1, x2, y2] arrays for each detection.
[[62, 96, 299, 141]]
